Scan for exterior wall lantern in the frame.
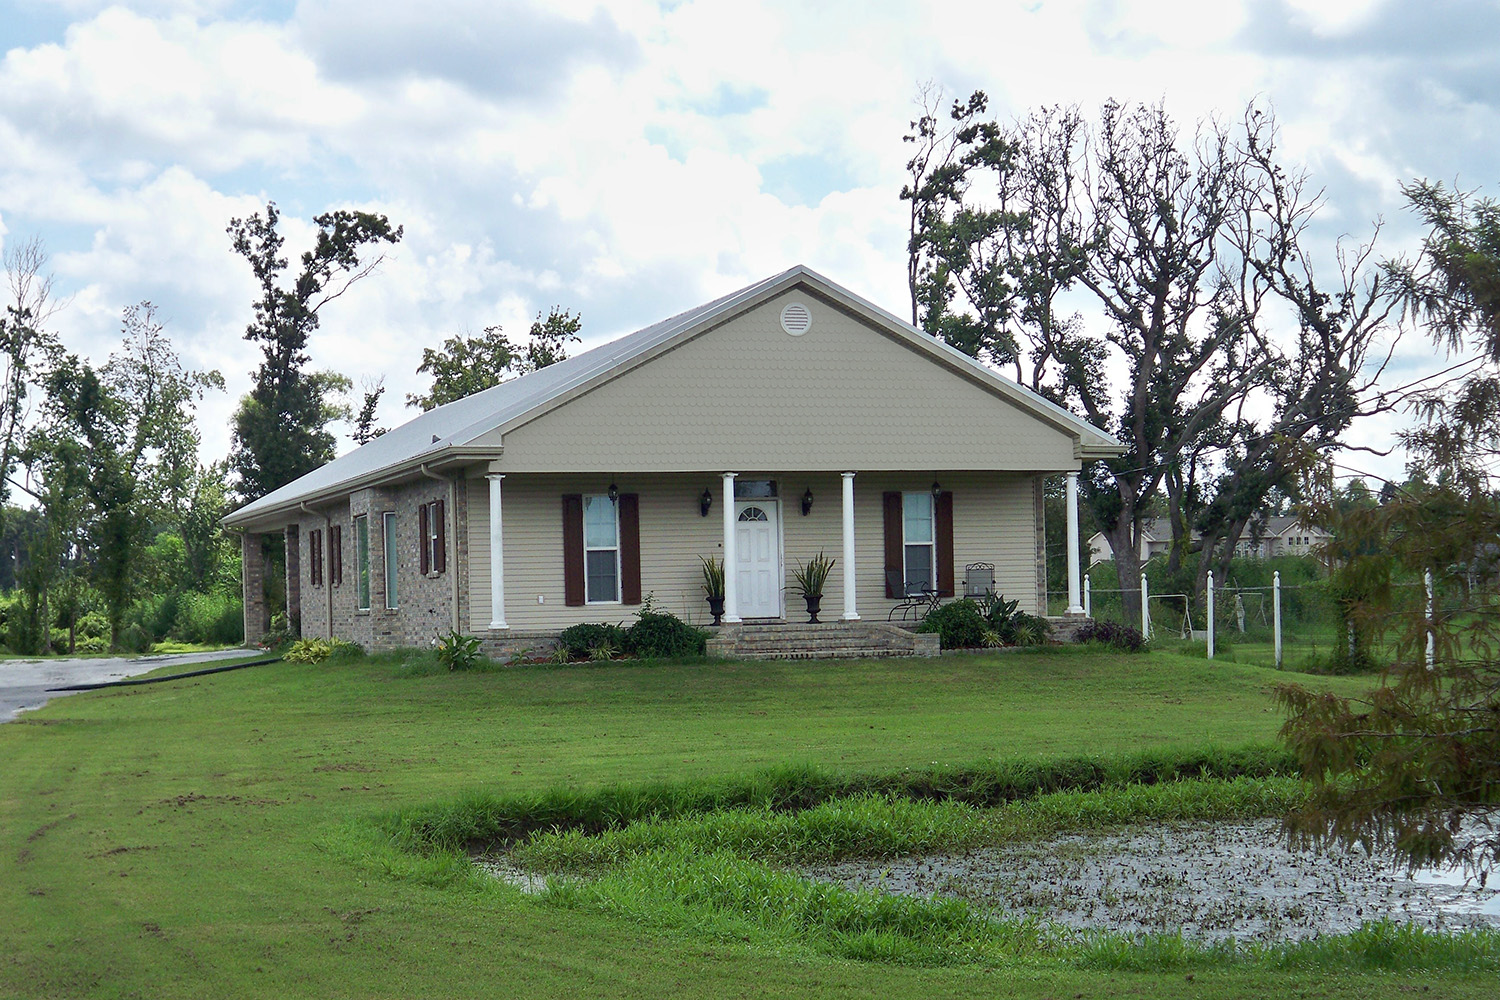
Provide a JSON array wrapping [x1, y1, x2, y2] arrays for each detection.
[[801, 488, 814, 516], [699, 488, 713, 517], [931, 480, 942, 499], [607, 483, 619, 503]]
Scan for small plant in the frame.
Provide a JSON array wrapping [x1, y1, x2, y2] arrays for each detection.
[[283, 637, 333, 663], [791, 551, 835, 599], [1006, 613, 1052, 647], [546, 644, 572, 665], [434, 630, 484, 671], [588, 640, 620, 662], [699, 556, 726, 599]]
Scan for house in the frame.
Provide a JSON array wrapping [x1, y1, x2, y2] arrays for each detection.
[[1088, 515, 1332, 567], [223, 266, 1124, 655]]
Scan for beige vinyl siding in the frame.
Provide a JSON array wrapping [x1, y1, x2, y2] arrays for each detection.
[[468, 470, 1047, 632], [482, 291, 1080, 474]]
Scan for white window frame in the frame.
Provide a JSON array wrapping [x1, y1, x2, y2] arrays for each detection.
[[383, 510, 399, 610], [901, 491, 936, 595], [354, 515, 371, 611], [583, 494, 622, 605]]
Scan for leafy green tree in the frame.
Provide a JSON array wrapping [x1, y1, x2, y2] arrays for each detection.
[[1279, 181, 1500, 876], [227, 203, 402, 500], [0, 237, 62, 536], [407, 307, 581, 411]]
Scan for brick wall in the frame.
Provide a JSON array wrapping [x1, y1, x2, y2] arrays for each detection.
[[293, 478, 461, 651], [241, 531, 268, 645]]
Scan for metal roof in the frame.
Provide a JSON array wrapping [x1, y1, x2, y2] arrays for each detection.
[[225, 265, 1123, 527]]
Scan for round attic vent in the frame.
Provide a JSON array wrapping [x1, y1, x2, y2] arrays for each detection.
[[780, 302, 813, 336]]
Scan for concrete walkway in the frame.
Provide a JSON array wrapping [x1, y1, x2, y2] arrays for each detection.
[[0, 649, 256, 722]]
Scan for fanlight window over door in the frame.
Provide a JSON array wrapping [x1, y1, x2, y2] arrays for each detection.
[[738, 506, 769, 522]]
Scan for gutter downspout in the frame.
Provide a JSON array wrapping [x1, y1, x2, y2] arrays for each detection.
[[299, 502, 334, 639], [421, 464, 462, 632]]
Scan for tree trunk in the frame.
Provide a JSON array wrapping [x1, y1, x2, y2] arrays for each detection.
[[1104, 519, 1144, 623]]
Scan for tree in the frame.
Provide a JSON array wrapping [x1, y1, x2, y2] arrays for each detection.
[[352, 377, 387, 446], [1278, 181, 1500, 876], [407, 307, 581, 411], [227, 203, 402, 501], [104, 302, 224, 524], [0, 237, 62, 525], [902, 94, 1398, 618]]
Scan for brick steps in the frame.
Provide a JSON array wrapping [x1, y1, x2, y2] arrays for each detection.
[[706, 621, 938, 661]]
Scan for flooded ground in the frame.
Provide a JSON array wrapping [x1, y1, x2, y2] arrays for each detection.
[[801, 819, 1500, 943]]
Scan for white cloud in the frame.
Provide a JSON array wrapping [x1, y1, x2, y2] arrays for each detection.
[[0, 0, 1492, 490]]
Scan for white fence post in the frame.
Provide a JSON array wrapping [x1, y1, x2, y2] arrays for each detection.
[[1426, 568, 1435, 671], [1273, 570, 1282, 670], [1083, 576, 1091, 618], [1140, 573, 1150, 639], [1206, 570, 1215, 660]]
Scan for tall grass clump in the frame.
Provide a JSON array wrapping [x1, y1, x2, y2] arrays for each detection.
[[384, 744, 1297, 854]]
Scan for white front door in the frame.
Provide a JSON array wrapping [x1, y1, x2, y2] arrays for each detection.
[[735, 501, 781, 619]]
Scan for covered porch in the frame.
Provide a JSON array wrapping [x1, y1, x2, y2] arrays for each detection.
[[471, 468, 1090, 635]]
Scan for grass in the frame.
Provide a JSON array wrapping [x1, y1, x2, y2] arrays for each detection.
[[2, 644, 1493, 998]]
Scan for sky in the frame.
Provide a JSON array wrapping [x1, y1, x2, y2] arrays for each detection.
[[1, 0, 1496, 488]]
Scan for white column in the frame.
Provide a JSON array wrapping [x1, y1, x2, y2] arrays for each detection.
[[1273, 570, 1282, 669], [487, 474, 507, 630], [841, 472, 859, 621], [1065, 471, 1084, 614], [722, 472, 740, 624], [1140, 573, 1150, 639], [1206, 570, 1215, 660], [1083, 576, 1091, 618]]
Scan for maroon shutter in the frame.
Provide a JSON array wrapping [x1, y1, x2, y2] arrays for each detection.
[[618, 493, 641, 605], [331, 525, 342, 586], [883, 492, 902, 598], [936, 491, 955, 597], [435, 497, 447, 573], [562, 494, 585, 606], [309, 530, 319, 586], [314, 530, 323, 586], [418, 503, 431, 575]]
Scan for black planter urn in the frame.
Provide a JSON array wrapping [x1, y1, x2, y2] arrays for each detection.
[[706, 596, 725, 626], [804, 595, 823, 624]]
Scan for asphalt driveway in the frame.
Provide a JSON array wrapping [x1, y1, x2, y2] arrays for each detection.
[[0, 649, 255, 722]]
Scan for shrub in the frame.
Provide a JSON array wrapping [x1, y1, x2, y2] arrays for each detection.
[[916, 599, 989, 649], [434, 630, 484, 671], [1075, 620, 1147, 652], [326, 638, 365, 662], [625, 610, 708, 659], [76, 636, 109, 654], [559, 623, 629, 660], [174, 591, 244, 645], [76, 611, 110, 641]]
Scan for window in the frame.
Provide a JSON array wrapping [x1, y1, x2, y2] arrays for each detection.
[[418, 500, 446, 575], [354, 516, 370, 610], [902, 492, 935, 593], [308, 529, 323, 586], [331, 524, 343, 587], [583, 494, 620, 603], [383, 511, 399, 609]]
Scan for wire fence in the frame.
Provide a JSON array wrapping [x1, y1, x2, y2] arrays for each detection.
[[1048, 573, 1435, 672]]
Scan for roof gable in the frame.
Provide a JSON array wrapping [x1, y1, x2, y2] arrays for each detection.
[[226, 265, 1122, 525]]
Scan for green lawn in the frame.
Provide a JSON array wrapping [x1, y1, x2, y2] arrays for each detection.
[[1, 648, 1485, 998]]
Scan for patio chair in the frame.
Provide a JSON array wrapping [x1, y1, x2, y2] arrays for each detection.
[[964, 562, 996, 599], [886, 569, 941, 623]]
